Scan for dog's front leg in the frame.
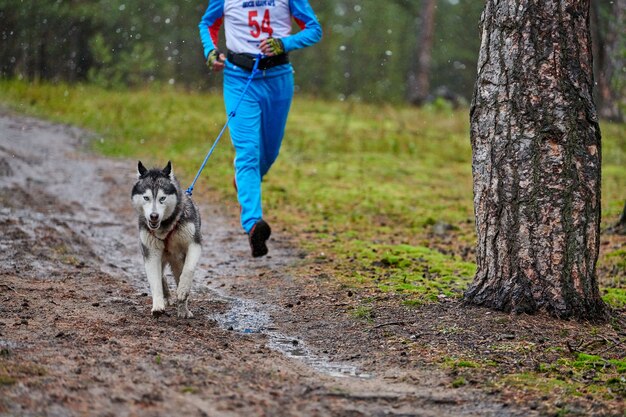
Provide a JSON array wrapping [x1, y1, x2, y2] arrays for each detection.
[[141, 233, 166, 316], [161, 258, 174, 307], [176, 242, 201, 318], [145, 254, 166, 315]]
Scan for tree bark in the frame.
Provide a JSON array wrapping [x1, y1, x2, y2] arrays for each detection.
[[408, 0, 437, 105], [466, 0, 607, 320]]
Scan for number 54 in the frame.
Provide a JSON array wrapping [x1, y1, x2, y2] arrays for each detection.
[[249, 9, 273, 38]]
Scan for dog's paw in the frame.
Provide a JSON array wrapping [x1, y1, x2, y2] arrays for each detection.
[[151, 309, 165, 318], [177, 304, 194, 319], [151, 298, 166, 316]]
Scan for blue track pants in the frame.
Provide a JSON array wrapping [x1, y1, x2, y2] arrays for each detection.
[[224, 69, 294, 233]]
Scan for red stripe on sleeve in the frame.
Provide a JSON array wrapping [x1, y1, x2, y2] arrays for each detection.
[[293, 16, 306, 30], [209, 17, 223, 47]]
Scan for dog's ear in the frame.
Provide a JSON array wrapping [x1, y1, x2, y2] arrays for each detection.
[[137, 161, 148, 178], [162, 160, 173, 178]]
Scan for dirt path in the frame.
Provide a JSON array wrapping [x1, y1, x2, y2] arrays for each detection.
[[0, 110, 532, 416]]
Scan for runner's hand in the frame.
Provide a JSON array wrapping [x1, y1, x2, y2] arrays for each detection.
[[259, 37, 284, 56], [207, 49, 226, 72]]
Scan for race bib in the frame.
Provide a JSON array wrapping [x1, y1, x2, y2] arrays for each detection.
[[224, 0, 292, 54]]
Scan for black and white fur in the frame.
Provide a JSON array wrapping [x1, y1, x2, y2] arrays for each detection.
[[131, 161, 201, 318]]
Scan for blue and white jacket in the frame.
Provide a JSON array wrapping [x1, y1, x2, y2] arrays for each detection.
[[199, 0, 322, 59]]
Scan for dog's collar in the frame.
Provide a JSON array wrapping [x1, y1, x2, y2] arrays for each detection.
[[149, 211, 181, 244], [149, 225, 176, 244]]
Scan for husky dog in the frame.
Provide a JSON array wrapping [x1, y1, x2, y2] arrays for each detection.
[[131, 161, 201, 318]]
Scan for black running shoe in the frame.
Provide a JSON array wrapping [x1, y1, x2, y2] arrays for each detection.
[[248, 219, 271, 258]]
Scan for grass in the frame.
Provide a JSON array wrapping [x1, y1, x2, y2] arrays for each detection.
[[350, 305, 374, 321], [503, 352, 626, 401], [442, 357, 481, 369], [451, 376, 467, 388], [0, 80, 624, 309], [602, 288, 626, 309], [341, 242, 476, 303], [0, 360, 47, 386]]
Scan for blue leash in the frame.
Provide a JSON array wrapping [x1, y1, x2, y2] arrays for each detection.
[[185, 53, 263, 197]]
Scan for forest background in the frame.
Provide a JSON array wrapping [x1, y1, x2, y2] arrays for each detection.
[[1, 0, 621, 112]]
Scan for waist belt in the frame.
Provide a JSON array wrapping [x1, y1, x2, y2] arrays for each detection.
[[226, 51, 289, 71]]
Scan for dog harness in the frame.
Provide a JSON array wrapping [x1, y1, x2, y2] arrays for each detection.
[[148, 211, 182, 247]]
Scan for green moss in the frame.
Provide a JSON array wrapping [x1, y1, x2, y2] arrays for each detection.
[[441, 357, 481, 369], [402, 299, 425, 308], [456, 360, 480, 368], [0, 375, 16, 385], [517, 351, 626, 400], [602, 288, 626, 309], [503, 370, 624, 401], [350, 306, 373, 321], [503, 372, 576, 394], [451, 376, 467, 388], [0, 361, 47, 385], [573, 353, 606, 370], [608, 358, 626, 373], [606, 377, 626, 396], [555, 408, 573, 417], [337, 242, 476, 304]]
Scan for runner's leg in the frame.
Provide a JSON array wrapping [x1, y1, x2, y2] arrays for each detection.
[[259, 71, 294, 178], [224, 74, 262, 233]]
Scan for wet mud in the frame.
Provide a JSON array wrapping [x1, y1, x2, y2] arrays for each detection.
[[0, 109, 539, 416]]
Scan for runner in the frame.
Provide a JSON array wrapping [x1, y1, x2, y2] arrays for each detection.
[[199, 0, 322, 257]]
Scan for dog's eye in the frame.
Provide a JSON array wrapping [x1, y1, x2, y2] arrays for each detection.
[[143, 196, 150, 201], [159, 196, 167, 203]]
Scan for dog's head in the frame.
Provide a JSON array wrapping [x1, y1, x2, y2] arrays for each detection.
[[131, 161, 180, 230]]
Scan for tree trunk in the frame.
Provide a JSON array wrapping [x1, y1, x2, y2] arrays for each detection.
[[465, 0, 607, 320], [615, 201, 626, 235], [408, 0, 437, 105]]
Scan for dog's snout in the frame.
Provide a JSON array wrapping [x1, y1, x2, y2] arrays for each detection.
[[149, 213, 159, 222]]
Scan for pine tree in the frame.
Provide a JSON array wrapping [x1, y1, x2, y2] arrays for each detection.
[[465, 0, 607, 320]]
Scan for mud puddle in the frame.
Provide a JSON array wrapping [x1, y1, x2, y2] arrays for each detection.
[[205, 286, 371, 378]]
